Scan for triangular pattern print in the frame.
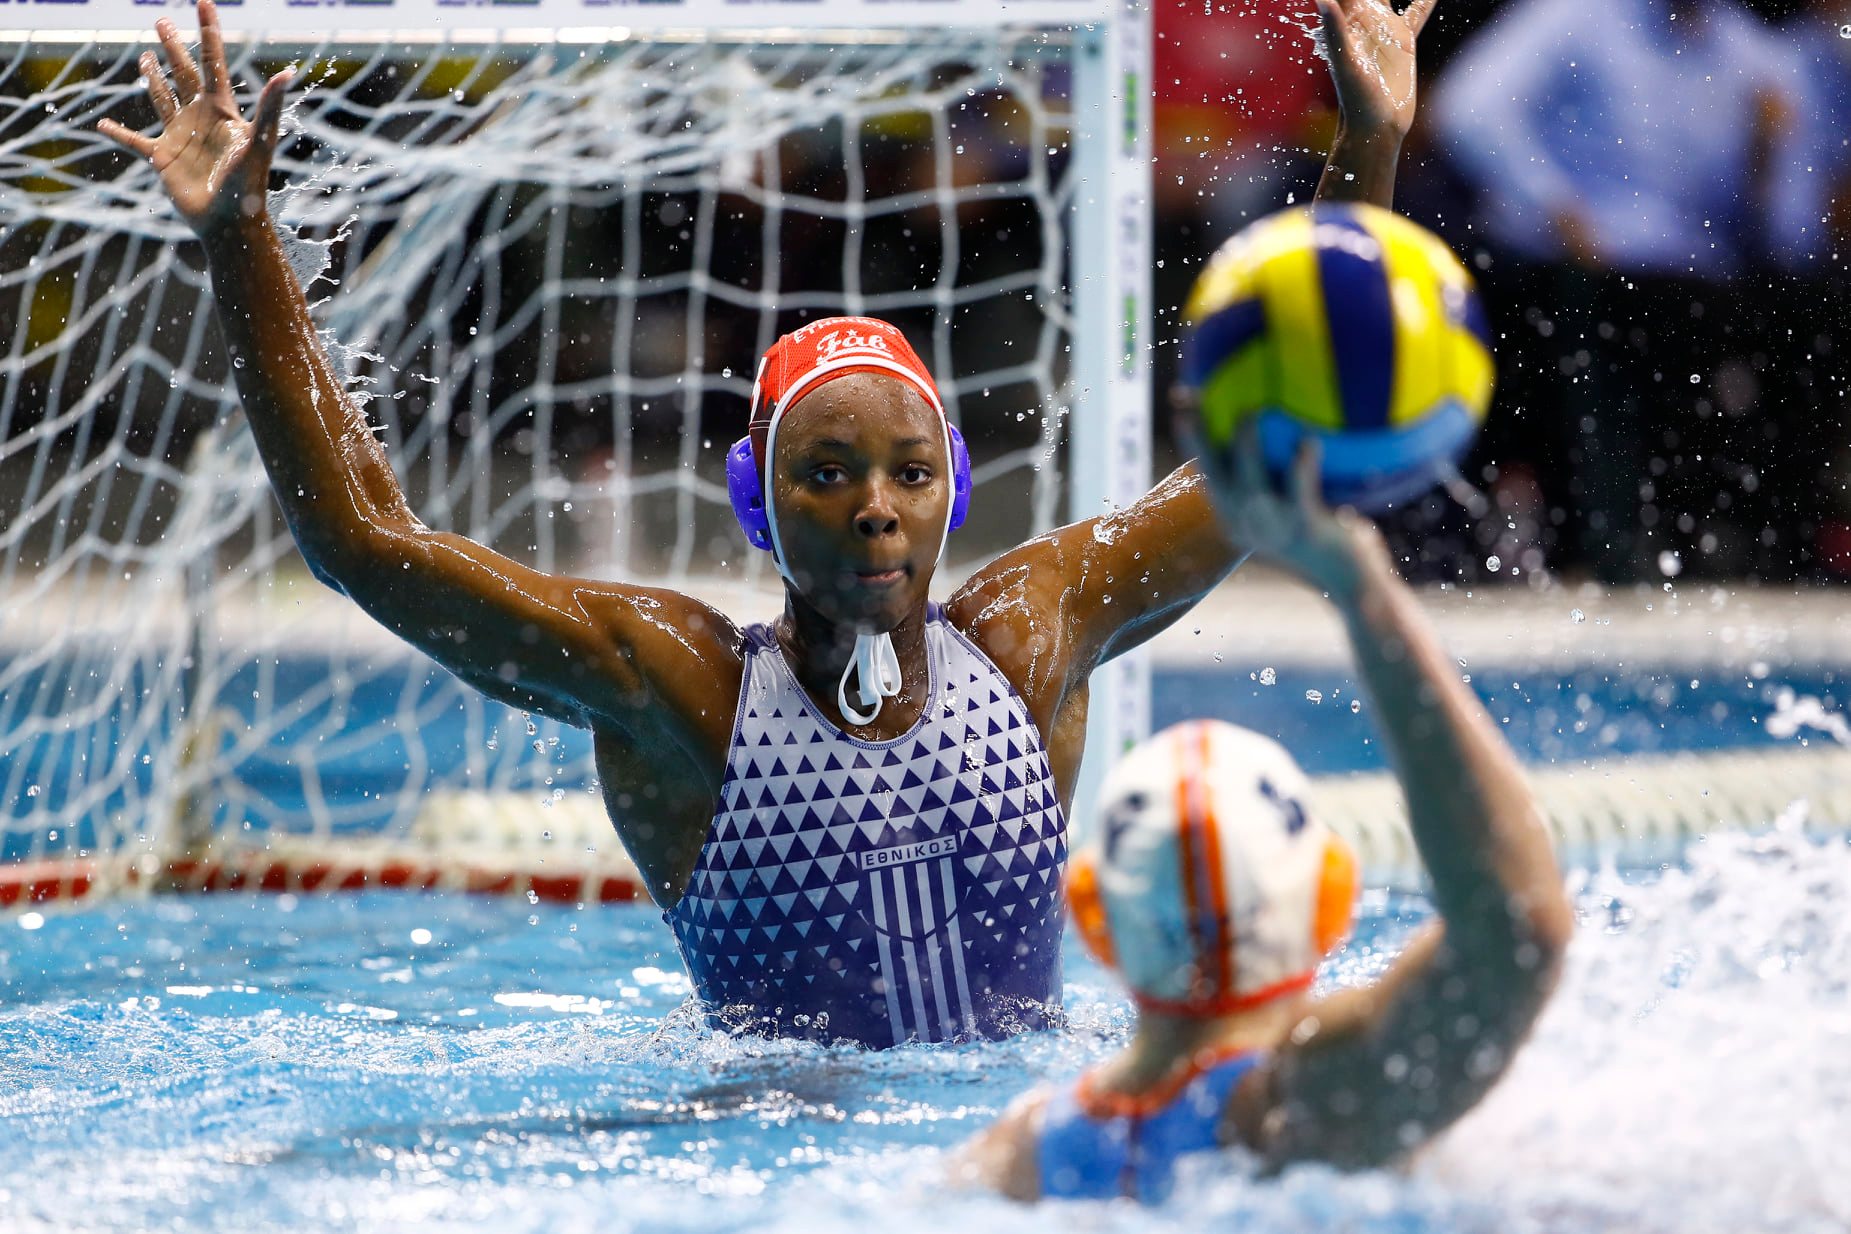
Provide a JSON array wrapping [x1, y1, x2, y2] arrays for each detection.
[[666, 614, 1069, 1049]]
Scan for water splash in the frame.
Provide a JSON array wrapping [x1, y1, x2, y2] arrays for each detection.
[[1418, 827, 1851, 1234], [1766, 687, 1851, 746], [4, 839, 1848, 1234]]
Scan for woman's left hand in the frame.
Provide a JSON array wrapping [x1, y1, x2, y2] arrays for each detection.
[[1316, 0, 1439, 142]]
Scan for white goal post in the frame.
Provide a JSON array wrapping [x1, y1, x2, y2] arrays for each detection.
[[0, 0, 1151, 893]]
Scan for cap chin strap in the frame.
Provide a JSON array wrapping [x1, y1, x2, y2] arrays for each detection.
[[837, 631, 903, 727], [759, 354, 954, 729]]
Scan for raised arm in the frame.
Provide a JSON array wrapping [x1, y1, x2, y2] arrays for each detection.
[[947, 461, 1244, 714], [1312, 0, 1439, 209], [99, 1, 741, 738], [1205, 434, 1573, 1170], [950, 0, 1448, 717]]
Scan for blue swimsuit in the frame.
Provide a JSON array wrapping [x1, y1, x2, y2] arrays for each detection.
[[666, 607, 1069, 1048], [1036, 1052, 1264, 1203]]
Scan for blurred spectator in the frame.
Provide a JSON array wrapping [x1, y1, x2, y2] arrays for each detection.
[[1432, 0, 1802, 582], [1774, 1, 1851, 577], [1435, 0, 1792, 278], [1769, 0, 1851, 269]]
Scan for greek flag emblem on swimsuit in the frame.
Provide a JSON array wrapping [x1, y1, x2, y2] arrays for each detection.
[[666, 606, 1068, 1048]]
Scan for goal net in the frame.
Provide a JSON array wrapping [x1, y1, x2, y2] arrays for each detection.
[[0, 3, 1154, 899]]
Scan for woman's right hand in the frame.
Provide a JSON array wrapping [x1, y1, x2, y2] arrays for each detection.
[[1191, 419, 1386, 603], [98, 0, 293, 238]]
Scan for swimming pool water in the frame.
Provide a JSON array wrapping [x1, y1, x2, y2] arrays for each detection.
[[3, 654, 1842, 859], [5, 826, 1848, 1234]]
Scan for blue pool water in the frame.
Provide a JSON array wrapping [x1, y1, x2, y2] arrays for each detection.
[[0, 888, 1399, 1231], [5, 638, 1849, 1231], [5, 826, 1850, 1234], [3, 828, 1851, 1234], [2, 651, 1842, 858]]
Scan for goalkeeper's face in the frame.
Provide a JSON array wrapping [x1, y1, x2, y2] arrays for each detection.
[[769, 374, 952, 632]]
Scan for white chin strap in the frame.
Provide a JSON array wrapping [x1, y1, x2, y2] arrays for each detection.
[[837, 631, 903, 727]]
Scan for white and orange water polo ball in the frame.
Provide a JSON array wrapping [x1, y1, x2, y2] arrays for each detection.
[[1069, 721, 1358, 1015]]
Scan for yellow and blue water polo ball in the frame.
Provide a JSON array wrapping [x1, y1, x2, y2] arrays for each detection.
[[1181, 203, 1495, 513]]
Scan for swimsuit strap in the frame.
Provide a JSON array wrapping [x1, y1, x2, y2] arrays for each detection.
[[1036, 1049, 1266, 1202]]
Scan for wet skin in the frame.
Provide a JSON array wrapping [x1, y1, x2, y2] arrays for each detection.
[[100, 0, 1414, 911]]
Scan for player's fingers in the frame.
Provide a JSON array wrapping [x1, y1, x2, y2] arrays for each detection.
[[155, 17, 202, 103], [254, 67, 292, 151], [1406, 0, 1440, 37], [139, 50, 179, 120], [1232, 418, 1270, 501], [98, 117, 157, 158], [1290, 438, 1325, 518], [1314, 0, 1351, 60], [197, 0, 229, 98]]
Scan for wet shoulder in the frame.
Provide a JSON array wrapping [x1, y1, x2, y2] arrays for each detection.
[[945, 536, 1079, 713]]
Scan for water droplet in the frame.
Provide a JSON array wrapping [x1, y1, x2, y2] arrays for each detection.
[[1658, 551, 1683, 578], [1689, 373, 1701, 384], [1839, 22, 1850, 38], [1305, 689, 1323, 704], [1349, 699, 1362, 714], [1258, 666, 1277, 686], [526, 890, 539, 905], [1486, 555, 1502, 572], [1570, 608, 1586, 624]]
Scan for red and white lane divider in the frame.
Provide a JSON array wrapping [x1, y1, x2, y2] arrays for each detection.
[[0, 791, 649, 910], [0, 846, 646, 909]]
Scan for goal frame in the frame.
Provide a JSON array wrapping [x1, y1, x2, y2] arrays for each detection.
[[0, 0, 1152, 884]]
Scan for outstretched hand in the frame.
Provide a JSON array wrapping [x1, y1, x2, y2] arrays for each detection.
[[1192, 422, 1379, 600], [1315, 0, 1438, 141], [97, 0, 292, 237]]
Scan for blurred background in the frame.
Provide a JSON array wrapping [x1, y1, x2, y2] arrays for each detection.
[[5, 0, 1848, 592], [1151, 0, 1851, 587]]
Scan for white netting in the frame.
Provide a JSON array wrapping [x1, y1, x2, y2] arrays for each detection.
[[0, 30, 1089, 873]]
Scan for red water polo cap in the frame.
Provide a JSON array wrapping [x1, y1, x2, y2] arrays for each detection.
[[747, 316, 945, 469]]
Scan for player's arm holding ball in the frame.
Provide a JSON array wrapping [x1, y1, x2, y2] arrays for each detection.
[[97, 2, 741, 746], [955, 0, 1442, 727], [1201, 426, 1573, 1170]]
